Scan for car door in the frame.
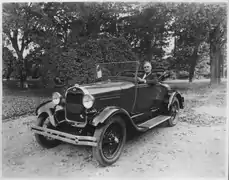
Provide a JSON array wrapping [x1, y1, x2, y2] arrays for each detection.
[[133, 83, 168, 114]]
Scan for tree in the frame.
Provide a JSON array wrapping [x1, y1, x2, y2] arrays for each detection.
[[7, 2, 224, 86], [206, 3, 227, 84], [42, 36, 137, 86], [2, 47, 16, 79], [2, 3, 46, 87], [120, 3, 173, 63], [171, 3, 209, 82], [171, 3, 227, 83]]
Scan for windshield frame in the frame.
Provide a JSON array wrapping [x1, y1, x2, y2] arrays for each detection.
[[95, 61, 140, 82]]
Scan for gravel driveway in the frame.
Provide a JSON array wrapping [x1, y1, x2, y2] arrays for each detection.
[[2, 82, 227, 178], [2, 117, 226, 178]]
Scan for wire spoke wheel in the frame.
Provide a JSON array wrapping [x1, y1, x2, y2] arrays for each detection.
[[167, 97, 180, 127], [35, 115, 61, 148], [93, 116, 126, 166], [170, 102, 179, 124], [102, 123, 124, 160], [42, 117, 55, 141]]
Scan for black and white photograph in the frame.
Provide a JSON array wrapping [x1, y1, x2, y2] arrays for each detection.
[[2, 1, 228, 178]]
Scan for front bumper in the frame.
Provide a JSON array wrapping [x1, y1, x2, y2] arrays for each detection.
[[31, 126, 97, 147]]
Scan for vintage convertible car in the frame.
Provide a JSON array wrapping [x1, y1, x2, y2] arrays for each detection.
[[31, 61, 184, 166]]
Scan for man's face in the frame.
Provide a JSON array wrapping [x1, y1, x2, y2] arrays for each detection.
[[143, 62, 152, 74]]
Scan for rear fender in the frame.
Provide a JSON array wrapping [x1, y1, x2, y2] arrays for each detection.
[[168, 91, 184, 110], [36, 100, 57, 126]]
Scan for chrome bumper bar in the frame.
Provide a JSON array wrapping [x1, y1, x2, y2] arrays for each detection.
[[31, 126, 97, 147]]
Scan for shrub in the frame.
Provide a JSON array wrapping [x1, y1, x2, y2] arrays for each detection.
[[42, 37, 138, 86], [177, 70, 189, 79]]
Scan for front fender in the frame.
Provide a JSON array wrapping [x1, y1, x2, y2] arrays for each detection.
[[91, 106, 149, 133], [36, 100, 54, 115], [91, 106, 131, 127], [35, 100, 57, 126]]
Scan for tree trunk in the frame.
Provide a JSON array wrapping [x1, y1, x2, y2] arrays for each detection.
[[216, 51, 220, 83], [9, 30, 27, 88], [210, 53, 221, 84], [220, 51, 224, 78], [188, 60, 196, 83], [210, 43, 221, 84], [6, 66, 13, 79], [188, 44, 199, 83], [17, 54, 27, 88]]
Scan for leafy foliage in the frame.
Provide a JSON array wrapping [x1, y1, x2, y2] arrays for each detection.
[[2, 47, 16, 79], [2, 2, 227, 86], [42, 37, 137, 85], [171, 3, 227, 82], [120, 3, 173, 62]]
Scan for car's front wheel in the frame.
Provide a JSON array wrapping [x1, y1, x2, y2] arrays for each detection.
[[92, 116, 126, 166], [35, 114, 61, 148]]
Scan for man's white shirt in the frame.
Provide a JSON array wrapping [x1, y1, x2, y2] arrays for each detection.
[[142, 73, 146, 79], [142, 72, 151, 80], [142, 73, 151, 83]]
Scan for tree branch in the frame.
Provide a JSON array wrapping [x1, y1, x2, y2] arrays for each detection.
[[9, 29, 24, 60], [10, 30, 19, 52], [20, 36, 26, 53]]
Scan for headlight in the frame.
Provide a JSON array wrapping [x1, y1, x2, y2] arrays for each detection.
[[52, 92, 62, 105], [82, 94, 95, 109]]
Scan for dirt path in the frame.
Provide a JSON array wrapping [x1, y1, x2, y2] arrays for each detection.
[[2, 83, 227, 178], [2, 118, 226, 178]]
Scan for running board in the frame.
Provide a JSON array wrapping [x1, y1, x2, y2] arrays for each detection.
[[31, 126, 97, 146], [137, 115, 171, 129]]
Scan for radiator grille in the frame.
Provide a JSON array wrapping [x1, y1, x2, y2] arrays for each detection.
[[65, 90, 85, 123]]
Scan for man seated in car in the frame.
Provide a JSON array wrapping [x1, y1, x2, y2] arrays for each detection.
[[137, 61, 158, 85]]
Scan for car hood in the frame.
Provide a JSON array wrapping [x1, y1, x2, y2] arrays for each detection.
[[80, 80, 135, 96]]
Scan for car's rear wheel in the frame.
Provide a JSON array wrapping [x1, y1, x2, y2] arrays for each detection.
[[35, 114, 61, 148], [92, 116, 126, 166], [167, 97, 180, 127]]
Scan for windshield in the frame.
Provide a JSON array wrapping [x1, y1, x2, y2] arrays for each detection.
[[95, 61, 139, 80]]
